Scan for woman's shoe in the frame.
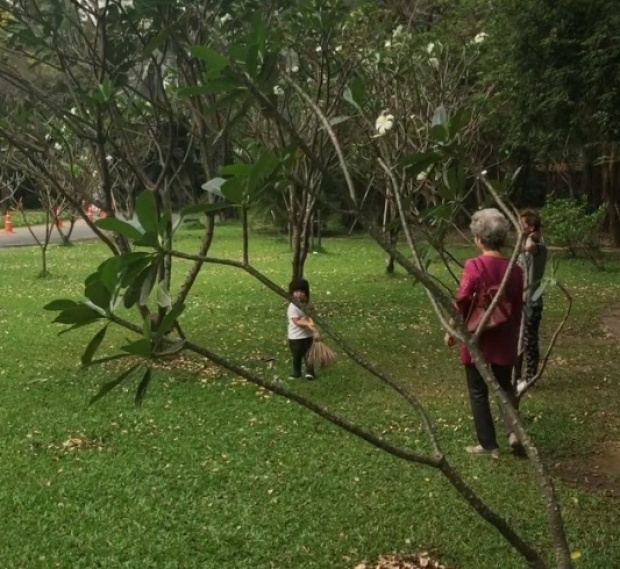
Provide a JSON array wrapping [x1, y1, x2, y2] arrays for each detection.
[[466, 445, 499, 458]]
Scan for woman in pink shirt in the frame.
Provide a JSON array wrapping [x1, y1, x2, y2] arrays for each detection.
[[445, 208, 524, 457]]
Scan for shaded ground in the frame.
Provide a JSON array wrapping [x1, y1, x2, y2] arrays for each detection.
[[552, 441, 620, 500], [551, 303, 620, 499]]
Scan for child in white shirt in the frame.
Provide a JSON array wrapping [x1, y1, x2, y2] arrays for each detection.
[[287, 278, 317, 380]]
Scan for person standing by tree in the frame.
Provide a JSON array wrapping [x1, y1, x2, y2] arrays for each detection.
[[445, 209, 524, 456], [516, 209, 548, 394], [287, 278, 318, 380]]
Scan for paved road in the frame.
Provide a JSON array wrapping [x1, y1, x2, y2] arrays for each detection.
[[0, 219, 99, 248]]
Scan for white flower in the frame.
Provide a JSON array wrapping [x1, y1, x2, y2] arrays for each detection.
[[291, 65, 299, 73], [375, 111, 394, 136], [315, 45, 322, 53], [54, 142, 62, 151], [474, 32, 488, 44], [335, 45, 343, 53], [273, 85, 284, 96], [384, 40, 391, 49], [392, 25, 404, 38], [219, 13, 232, 24], [426, 42, 435, 54], [429, 57, 439, 69]]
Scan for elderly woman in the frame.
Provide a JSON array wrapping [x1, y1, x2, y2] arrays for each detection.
[[445, 208, 524, 457]]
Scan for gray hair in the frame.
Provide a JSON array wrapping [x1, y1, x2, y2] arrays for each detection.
[[470, 208, 510, 250]]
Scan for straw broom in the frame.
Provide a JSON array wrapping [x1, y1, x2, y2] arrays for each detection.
[[307, 331, 337, 369]]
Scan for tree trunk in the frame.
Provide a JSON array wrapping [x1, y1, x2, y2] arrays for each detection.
[[602, 150, 620, 247]]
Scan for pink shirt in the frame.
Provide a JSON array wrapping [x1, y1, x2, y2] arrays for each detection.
[[455, 255, 524, 366]]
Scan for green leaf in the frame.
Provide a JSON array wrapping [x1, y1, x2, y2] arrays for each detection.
[[156, 303, 185, 342], [448, 107, 472, 138], [89, 363, 142, 405], [135, 191, 159, 233], [81, 325, 108, 366], [220, 177, 245, 204], [139, 265, 158, 307], [86, 353, 133, 368], [44, 299, 79, 311], [53, 304, 102, 325], [134, 230, 160, 249], [123, 265, 156, 309], [328, 115, 351, 126], [135, 367, 153, 408], [121, 339, 153, 358], [430, 124, 448, 144], [190, 46, 230, 75], [343, 78, 366, 110], [98, 256, 124, 294], [85, 279, 112, 309], [400, 151, 440, 179], [219, 163, 254, 177], [157, 281, 171, 309], [120, 254, 156, 288], [96, 217, 143, 240]]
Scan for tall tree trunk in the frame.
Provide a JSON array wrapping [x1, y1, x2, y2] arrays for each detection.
[[602, 148, 620, 247]]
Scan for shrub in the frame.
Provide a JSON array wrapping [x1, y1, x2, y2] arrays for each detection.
[[541, 197, 606, 258]]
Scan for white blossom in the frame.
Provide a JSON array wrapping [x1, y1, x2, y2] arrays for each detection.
[[384, 40, 391, 49], [335, 45, 343, 53], [219, 13, 232, 24], [429, 57, 439, 69], [291, 65, 299, 73], [474, 32, 488, 44], [273, 85, 284, 96], [392, 25, 404, 38], [315, 45, 322, 53], [426, 42, 435, 54], [54, 142, 62, 151], [375, 111, 394, 136]]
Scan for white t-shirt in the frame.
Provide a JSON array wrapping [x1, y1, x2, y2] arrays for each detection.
[[287, 303, 312, 340]]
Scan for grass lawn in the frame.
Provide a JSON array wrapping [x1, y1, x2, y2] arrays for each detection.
[[0, 223, 619, 568]]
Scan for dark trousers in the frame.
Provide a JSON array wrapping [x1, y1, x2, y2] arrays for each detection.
[[289, 337, 314, 377], [523, 305, 543, 381], [465, 364, 517, 450]]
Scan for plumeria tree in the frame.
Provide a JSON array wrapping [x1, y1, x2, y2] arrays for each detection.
[[37, 3, 578, 568]]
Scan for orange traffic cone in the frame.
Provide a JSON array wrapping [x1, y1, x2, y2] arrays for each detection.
[[4, 210, 15, 234]]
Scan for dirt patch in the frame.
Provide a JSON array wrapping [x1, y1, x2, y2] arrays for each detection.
[[602, 303, 620, 340], [551, 441, 620, 499], [549, 304, 620, 498]]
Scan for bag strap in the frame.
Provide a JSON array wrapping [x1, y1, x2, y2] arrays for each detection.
[[474, 256, 512, 296]]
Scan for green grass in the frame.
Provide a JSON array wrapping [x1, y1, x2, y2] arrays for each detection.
[[1, 208, 49, 229], [0, 224, 619, 568]]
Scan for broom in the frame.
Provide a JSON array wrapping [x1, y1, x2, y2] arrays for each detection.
[[307, 332, 337, 369]]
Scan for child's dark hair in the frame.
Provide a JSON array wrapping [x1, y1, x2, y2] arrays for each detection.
[[520, 209, 542, 230], [288, 278, 310, 299]]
